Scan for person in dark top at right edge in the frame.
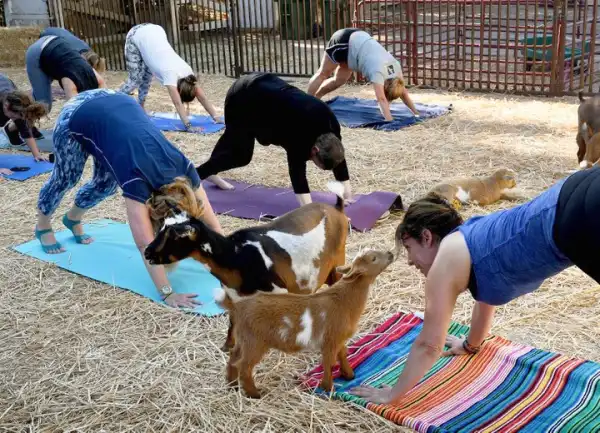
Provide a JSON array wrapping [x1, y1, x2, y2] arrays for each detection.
[[196, 72, 354, 207]]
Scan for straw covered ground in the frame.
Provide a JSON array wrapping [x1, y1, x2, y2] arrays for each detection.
[[0, 68, 599, 432]]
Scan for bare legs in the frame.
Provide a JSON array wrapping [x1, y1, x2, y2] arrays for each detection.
[[307, 53, 352, 99]]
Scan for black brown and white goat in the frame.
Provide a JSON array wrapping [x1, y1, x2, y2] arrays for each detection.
[[144, 181, 350, 349], [214, 248, 395, 398]]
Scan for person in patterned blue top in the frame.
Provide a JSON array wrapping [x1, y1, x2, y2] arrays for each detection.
[[350, 167, 600, 404], [34, 89, 223, 310]]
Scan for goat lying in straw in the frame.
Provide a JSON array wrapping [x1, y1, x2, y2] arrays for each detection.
[[144, 181, 350, 350], [429, 168, 522, 209], [214, 248, 395, 398]]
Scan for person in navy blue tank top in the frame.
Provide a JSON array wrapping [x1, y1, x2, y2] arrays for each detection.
[[350, 167, 600, 405], [34, 89, 223, 310]]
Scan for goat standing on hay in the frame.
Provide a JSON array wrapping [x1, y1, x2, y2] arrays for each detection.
[[214, 248, 395, 398], [144, 181, 351, 350], [428, 168, 522, 209]]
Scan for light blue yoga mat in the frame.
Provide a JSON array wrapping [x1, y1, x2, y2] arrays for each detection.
[[0, 154, 54, 181], [13, 219, 225, 316], [149, 112, 225, 134], [0, 129, 54, 152]]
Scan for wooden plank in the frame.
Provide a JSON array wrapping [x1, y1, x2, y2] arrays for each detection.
[[63, 0, 130, 24]]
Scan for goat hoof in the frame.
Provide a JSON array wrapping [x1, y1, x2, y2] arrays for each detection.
[[245, 389, 262, 399], [319, 381, 334, 393], [221, 343, 232, 352], [341, 370, 355, 381]]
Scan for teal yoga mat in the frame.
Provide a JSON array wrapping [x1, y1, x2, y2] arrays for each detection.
[[13, 219, 224, 316]]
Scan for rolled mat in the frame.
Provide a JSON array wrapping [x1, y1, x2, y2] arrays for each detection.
[[203, 179, 403, 232], [300, 312, 600, 432], [326, 96, 452, 131], [12, 219, 224, 316]]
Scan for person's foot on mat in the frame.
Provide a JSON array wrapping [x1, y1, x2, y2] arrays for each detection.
[[35, 227, 65, 254], [63, 213, 94, 245], [31, 126, 44, 140], [208, 175, 235, 190]]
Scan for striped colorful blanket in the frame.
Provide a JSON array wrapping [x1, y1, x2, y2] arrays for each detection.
[[300, 312, 600, 432]]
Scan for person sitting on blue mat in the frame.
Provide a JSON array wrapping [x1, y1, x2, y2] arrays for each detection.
[[39, 27, 106, 73], [26, 34, 105, 114], [196, 72, 354, 207], [350, 167, 600, 404], [0, 73, 49, 161], [307, 28, 419, 122], [117, 23, 222, 131], [34, 89, 224, 310]]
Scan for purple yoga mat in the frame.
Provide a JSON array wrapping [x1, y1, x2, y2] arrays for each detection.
[[203, 179, 404, 232]]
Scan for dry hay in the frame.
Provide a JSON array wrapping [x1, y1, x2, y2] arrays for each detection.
[[0, 68, 599, 432], [0, 27, 42, 68]]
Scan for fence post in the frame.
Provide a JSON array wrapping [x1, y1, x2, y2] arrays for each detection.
[[229, 0, 244, 77], [550, 0, 566, 96]]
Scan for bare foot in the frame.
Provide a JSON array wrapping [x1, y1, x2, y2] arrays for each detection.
[[207, 175, 235, 191]]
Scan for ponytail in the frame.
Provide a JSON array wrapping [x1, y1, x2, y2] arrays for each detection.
[[82, 50, 106, 73]]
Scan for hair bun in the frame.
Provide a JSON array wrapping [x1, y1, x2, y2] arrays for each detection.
[[185, 75, 197, 85]]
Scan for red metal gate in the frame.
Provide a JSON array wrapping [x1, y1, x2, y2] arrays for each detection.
[[353, 0, 599, 95]]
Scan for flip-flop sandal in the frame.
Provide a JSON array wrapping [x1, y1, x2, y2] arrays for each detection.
[[62, 214, 92, 244], [35, 228, 63, 253]]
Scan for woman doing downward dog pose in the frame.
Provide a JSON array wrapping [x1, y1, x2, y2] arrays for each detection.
[[0, 73, 48, 160], [26, 35, 104, 113], [118, 23, 221, 129], [35, 89, 223, 309], [39, 27, 106, 73], [307, 28, 419, 121], [351, 167, 600, 404], [196, 72, 354, 207]]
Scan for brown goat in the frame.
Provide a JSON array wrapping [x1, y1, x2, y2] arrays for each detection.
[[576, 92, 600, 166], [429, 168, 521, 209], [144, 181, 350, 350], [214, 249, 395, 399]]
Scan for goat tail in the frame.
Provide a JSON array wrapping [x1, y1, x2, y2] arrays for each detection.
[[326, 180, 346, 212], [213, 286, 241, 311], [579, 91, 586, 103]]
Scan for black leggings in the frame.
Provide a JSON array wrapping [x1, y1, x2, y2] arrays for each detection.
[[553, 166, 600, 283]]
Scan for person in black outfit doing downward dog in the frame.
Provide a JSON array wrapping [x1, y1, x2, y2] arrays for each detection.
[[196, 72, 354, 207]]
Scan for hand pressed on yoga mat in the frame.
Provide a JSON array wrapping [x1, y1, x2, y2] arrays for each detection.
[[164, 293, 201, 308]]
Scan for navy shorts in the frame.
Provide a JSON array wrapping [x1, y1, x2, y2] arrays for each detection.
[[325, 28, 360, 64]]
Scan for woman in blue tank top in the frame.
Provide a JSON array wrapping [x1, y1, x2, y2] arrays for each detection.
[[350, 167, 600, 404], [34, 88, 223, 310]]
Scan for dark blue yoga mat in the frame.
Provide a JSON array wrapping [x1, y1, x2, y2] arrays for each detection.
[[325, 96, 452, 131], [0, 154, 53, 181], [149, 112, 225, 134]]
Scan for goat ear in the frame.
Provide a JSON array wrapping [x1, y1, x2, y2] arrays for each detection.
[[173, 223, 196, 239], [336, 264, 352, 274], [342, 265, 363, 280]]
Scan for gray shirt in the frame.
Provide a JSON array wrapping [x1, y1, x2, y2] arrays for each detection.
[[347, 31, 403, 85]]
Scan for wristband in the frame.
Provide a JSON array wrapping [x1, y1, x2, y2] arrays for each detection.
[[462, 338, 481, 354]]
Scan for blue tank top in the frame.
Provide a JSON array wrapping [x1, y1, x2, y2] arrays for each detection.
[[457, 179, 572, 306]]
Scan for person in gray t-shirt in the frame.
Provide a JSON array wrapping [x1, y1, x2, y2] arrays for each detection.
[[308, 28, 419, 121]]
